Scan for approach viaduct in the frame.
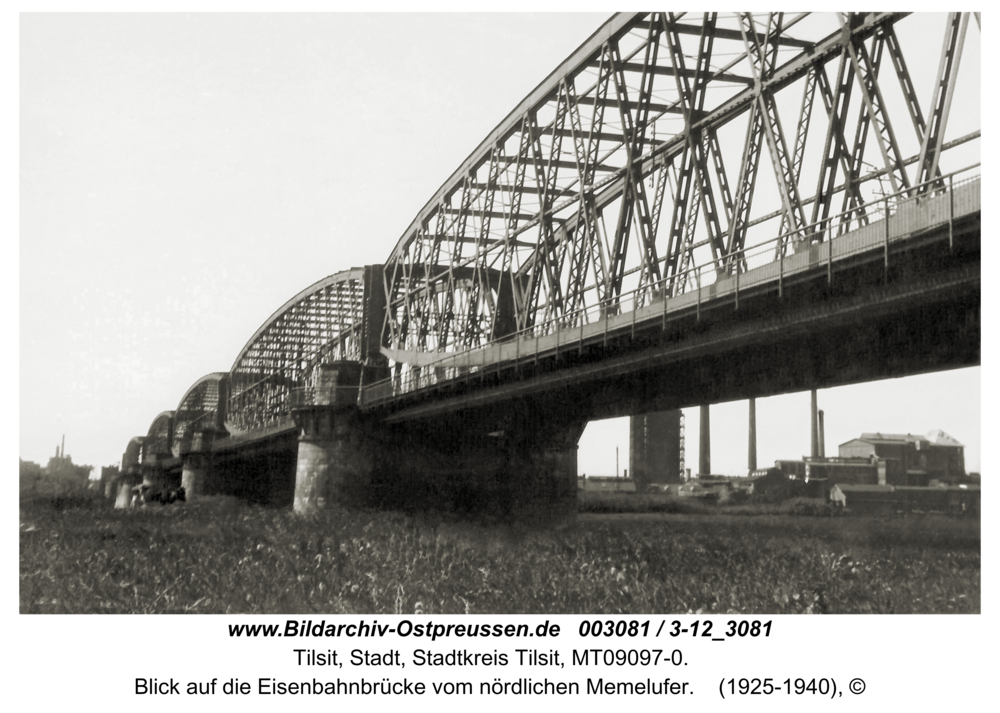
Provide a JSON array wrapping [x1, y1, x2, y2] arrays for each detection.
[[119, 12, 980, 519]]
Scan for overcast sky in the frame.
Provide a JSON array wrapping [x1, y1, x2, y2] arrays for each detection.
[[19, 12, 981, 476]]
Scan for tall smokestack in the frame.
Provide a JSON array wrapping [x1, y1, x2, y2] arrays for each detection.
[[748, 398, 757, 473], [61, 434, 65, 459], [818, 410, 826, 458], [699, 404, 711, 476], [810, 390, 819, 458]]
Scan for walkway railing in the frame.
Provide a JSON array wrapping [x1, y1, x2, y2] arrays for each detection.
[[361, 164, 979, 409], [289, 386, 361, 408]]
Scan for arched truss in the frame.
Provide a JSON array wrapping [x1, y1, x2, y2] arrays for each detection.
[[142, 412, 174, 461], [171, 372, 228, 455], [382, 12, 979, 364], [226, 268, 369, 434], [123, 436, 144, 468]]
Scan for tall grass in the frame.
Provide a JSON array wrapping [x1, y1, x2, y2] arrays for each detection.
[[20, 493, 979, 615]]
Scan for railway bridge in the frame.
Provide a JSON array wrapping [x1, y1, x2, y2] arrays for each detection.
[[120, 12, 980, 519]]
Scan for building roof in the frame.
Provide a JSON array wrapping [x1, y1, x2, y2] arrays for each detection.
[[805, 456, 874, 465], [848, 430, 964, 448], [859, 432, 928, 445], [925, 429, 963, 447], [831, 483, 895, 493]]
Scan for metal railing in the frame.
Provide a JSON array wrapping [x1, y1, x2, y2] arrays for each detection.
[[362, 164, 979, 408], [288, 385, 362, 408]]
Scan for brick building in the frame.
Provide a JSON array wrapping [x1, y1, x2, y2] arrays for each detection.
[[838, 431, 965, 486]]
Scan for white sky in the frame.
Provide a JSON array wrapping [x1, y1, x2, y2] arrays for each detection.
[[19, 12, 982, 476]]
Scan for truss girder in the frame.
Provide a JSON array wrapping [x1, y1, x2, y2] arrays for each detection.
[[917, 12, 970, 191], [810, 51, 859, 239], [226, 269, 371, 433], [143, 411, 174, 461], [171, 372, 227, 446], [562, 50, 614, 318], [663, 13, 729, 294], [375, 12, 977, 380], [840, 18, 911, 197]]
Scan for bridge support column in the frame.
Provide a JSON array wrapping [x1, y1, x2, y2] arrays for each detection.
[[181, 454, 208, 498], [180, 430, 216, 499], [293, 406, 371, 514], [748, 398, 758, 473], [141, 455, 169, 491], [292, 362, 368, 514], [522, 426, 585, 522], [114, 466, 141, 509], [630, 410, 682, 489]]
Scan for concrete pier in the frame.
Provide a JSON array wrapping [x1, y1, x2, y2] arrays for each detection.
[[292, 362, 369, 514], [630, 410, 682, 489], [114, 466, 141, 509], [180, 429, 216, 499]]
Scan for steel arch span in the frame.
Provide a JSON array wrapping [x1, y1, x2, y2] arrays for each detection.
[[171, 373, 228, 455], [380, 12, 979, 383], [142, 411, 175, 462], [225, 265, 385, 435]]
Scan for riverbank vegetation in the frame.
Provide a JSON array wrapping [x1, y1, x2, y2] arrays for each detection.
[[20, 490, 979, 615]]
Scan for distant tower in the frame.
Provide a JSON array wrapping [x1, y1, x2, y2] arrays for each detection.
[[629, 410, 683, 489], [699, 405, 711, 476], [810, 390, 819, 458], [818, 410, 826, 458]]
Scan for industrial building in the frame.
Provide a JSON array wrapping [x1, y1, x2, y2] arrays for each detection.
[[838, 430, 966, 486]]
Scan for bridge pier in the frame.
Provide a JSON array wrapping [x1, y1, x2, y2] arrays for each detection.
[[516, 424, 585, 522], [141, 455, 168, 491], [630, 410, 683, 489], [292, 362, 369, 514], [180, 429, 216, 499], [293, 406, 372, 513], [114, 466, 141, 509], [364, 405, 586, 523]]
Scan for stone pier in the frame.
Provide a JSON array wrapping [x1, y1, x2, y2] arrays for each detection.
[[180, 429, 216, 499], [292, 362, 370, 514]]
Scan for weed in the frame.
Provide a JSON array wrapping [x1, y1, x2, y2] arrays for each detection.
[[19, 495, 979, 614]]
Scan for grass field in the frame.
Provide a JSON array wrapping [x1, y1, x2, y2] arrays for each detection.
[[20, 489, 979, 615]]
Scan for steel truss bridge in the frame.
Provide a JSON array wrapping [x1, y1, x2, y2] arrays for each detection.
[[125, 12, 980, 511]]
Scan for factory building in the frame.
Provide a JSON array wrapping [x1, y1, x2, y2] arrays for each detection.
[[838, 431, 966, 486]]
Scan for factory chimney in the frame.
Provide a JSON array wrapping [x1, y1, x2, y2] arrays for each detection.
[[810, 390, 819, 458], [699, 404, 711, 476], [818, 410, 826, 458]]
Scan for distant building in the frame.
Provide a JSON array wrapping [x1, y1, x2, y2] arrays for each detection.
[[805, 456, 885, 486], [831, 483, 980, 515], [577, 475, 637, 492], [838, 431, 966, 486]]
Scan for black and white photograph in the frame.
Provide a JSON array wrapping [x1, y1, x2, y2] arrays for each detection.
[[17, 8, 985, 710]]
